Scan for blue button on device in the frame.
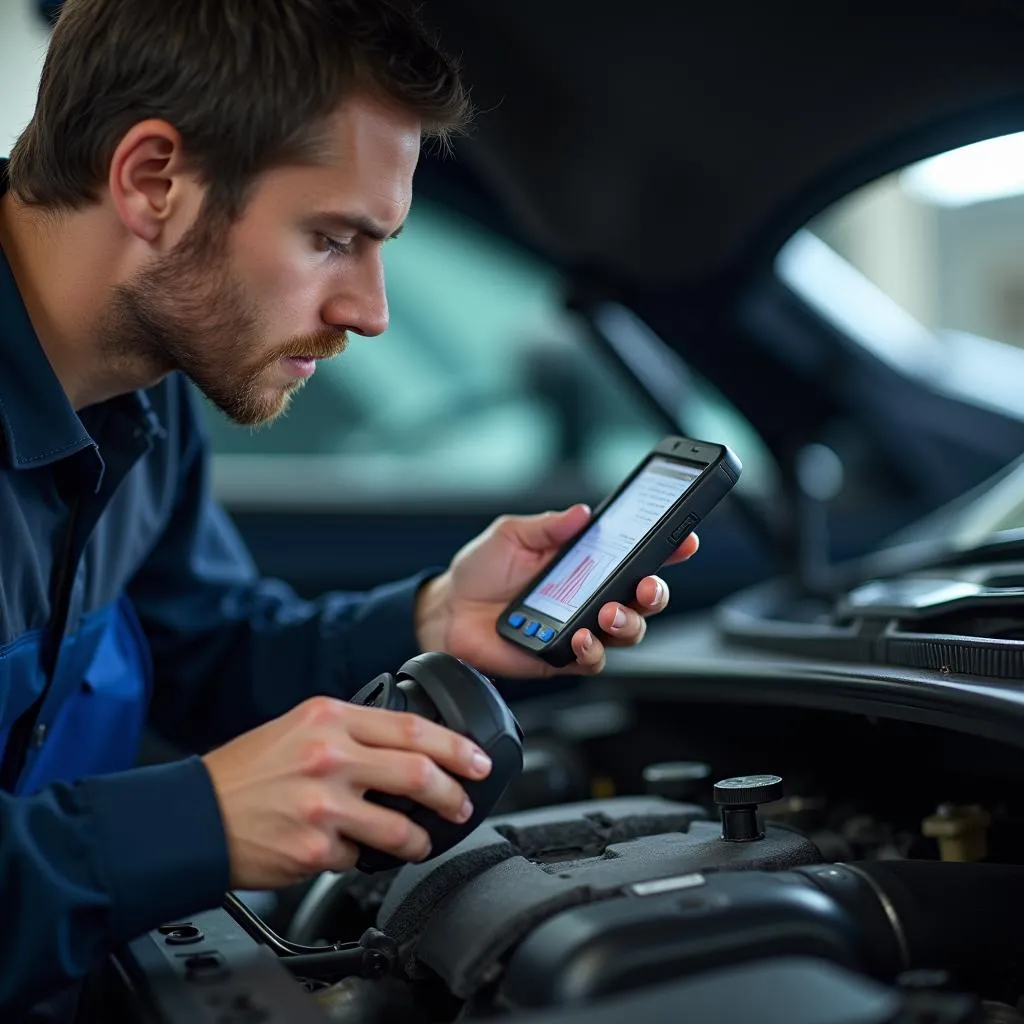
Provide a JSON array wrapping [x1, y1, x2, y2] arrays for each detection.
[[537, 627, 555, 643], [508, 613, 526, 629], [523, 621, 540, 637]]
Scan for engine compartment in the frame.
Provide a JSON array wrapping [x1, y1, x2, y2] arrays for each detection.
[[110, 682, 1024, 1024], [271, 691, 1024, 1024]]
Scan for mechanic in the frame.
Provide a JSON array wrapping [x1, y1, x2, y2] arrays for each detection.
[[0, 0, 699, 1018]]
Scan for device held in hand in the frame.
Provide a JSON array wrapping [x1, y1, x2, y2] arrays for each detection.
[[497, 435, 741, 668], [348, 652, 524, 873]]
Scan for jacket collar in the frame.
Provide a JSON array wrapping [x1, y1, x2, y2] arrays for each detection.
[[0, 160, 162, 482]]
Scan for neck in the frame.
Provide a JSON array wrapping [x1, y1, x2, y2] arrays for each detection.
[[0, 191, 155, 410]]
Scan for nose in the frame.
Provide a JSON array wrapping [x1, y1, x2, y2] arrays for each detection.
[[323, 249, 389, 338]]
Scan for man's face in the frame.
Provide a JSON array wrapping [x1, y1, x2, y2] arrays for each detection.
[[105, 95, 420, 425]]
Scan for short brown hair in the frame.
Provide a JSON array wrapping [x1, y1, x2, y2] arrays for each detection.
[[8, 0, 472, 218]]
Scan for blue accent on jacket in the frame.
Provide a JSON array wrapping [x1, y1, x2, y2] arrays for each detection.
[[0, 163, 434, 1015]]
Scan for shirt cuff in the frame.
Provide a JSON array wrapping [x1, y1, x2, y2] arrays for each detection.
[[76, 756, 230, 941]]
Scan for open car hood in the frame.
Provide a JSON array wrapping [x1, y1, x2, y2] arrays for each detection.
[[423, 0, 1024, 288], [414, 0, 1024, 544]]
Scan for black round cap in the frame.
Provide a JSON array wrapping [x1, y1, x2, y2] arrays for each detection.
[[713, 774, 784, 806]]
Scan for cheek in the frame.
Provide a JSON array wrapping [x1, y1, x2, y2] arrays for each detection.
[[239, 238, 333, 334]]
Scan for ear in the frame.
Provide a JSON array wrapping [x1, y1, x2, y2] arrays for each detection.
[[106, 119, 203, 249]]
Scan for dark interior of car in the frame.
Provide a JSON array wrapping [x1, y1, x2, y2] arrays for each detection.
[[15, 1, 1024, 1022]]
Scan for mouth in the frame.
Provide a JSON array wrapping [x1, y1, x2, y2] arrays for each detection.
[[280, 356, 319, 379]]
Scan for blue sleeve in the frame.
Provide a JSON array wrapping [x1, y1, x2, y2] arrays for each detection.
[[0, 757, 228, 1015], [129, 378, 440, 752]]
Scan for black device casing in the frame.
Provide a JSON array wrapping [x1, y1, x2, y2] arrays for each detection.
[[349, 652, 524, 873], [497, 436, 742, 667]]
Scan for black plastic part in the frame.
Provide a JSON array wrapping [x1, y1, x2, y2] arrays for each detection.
[[224, 888, 399, 983], [497, 435, 741, 668], [714, 774, 784, 842], [182, 952, 230, 985], [349, 652, 524, 873], [506, 957, 974, 1024], [277, 945, 390, 984], [720, 805, 764, 842], [795, 860, 1024, 1002], [110, 907, 332, 1023], [493, 858, 1024, 1012], [717, 572, 1024, 682], [163, 926, 203, 947], [223, 890, 352, 957], [714, 774, 785, 807], [789, 864, 907, 980], [831, 860, 1024, 1001], [106, 904, 982, 1024], [385, 797, 820, 998], [500, 869, 863, 1008]]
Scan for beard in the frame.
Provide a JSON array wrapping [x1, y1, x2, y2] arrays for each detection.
[[98, 210, 347, 426]]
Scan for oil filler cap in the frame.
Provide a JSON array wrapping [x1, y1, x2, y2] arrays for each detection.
[[714, 774, 784, 842]]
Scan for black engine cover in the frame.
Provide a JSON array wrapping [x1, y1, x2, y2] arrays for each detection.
[[378, 796, 820, 998]]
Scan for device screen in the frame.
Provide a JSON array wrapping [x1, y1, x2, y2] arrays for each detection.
[[522, 456, 705, 624]]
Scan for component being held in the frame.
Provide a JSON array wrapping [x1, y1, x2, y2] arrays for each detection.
[[348, 652, 525, 873]]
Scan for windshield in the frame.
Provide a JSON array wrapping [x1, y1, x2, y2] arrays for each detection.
[[778, 131, 1024, 423]]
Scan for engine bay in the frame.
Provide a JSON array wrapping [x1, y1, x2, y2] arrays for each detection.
[[107, 672, 1024, 1024]]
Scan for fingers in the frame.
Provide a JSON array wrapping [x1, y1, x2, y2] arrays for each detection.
[[345, 703, 492, 782], [564, 532, 699, 672], [600, 533, 695, 632], [497, 503, 591, 553], [664, 531, 699, 566], [598, 604, 648, 645], [567, 573, 669, 672], [351, 746, 474, 826], [570, 629, 606, 674], [595, 574, 667, 638], [331, 795, 435, 863], [287, 830, 363, 879], [633, 575, 670, 615]]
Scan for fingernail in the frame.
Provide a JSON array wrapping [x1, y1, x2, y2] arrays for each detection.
[[459, 797, 474, 823], [650, 579, 665, 606], [611, 607, 626, 629], [418, 841, 433, 861], [581, 631, 594, 652], [471, 750, 492, 776]]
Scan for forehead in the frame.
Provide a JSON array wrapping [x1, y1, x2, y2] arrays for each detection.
[[249, 93, 422, 225]]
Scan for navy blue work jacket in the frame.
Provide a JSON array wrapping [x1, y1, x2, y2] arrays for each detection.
[[0, 162, 430, 1014]]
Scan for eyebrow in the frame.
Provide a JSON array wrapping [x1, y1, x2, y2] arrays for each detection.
[[314, 212, 405, 242]]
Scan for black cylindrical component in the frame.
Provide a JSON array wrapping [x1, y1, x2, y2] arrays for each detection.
[[796, 860, 1024, 1001], [714, 775, 784, 843], [396, 678, 441, 721], [721, 806, 763, 842], [714, 775, 785, 807]]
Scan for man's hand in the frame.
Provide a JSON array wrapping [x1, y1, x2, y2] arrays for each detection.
[[202, 698, 492, 890], [415, 504, 699, 678]]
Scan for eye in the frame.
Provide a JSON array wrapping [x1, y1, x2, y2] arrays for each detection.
[[315, 233, 354, 258]]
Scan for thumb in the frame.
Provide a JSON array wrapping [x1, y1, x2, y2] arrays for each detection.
[[502, 503, 591, 553]]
